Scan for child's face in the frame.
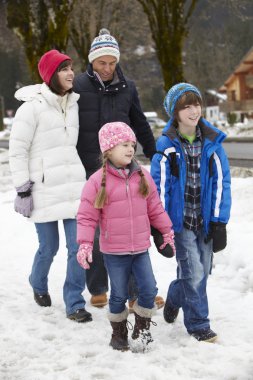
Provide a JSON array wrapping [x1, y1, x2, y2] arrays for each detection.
[[107, 141, 136, 168], [178, 103, 201, 131]]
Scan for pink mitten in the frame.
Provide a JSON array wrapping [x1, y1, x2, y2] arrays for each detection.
[[77, 243, 93, 269], [159, 230, 176, 255]]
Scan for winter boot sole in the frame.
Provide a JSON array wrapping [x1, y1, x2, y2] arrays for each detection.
[[33, 291, 51, 307], [109, 342, 130, 352], [202, 335, 218, 343]]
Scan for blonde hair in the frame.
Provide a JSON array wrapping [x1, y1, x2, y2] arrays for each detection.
[[94, 156, 150, 209], [136, 158, 150, 198]]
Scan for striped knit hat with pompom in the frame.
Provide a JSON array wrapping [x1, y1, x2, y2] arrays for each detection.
[[88, 28, 120, 63]]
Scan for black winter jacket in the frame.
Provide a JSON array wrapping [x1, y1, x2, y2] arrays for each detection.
[[73, 64, 156, 179]]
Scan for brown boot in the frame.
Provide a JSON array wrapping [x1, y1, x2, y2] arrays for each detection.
[[132, 301, 155, 346], [90, 293, 108, 308], [110, 321, 129, 351], [154, 295, 165, 309], [128, 295, 164, 313], [108, 308, 130, 351]]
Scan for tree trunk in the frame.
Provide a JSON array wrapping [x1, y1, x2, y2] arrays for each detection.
[[6, 0, 75, 83], [137, 0, 198, 91]]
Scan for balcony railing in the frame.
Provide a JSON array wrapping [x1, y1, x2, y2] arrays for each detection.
[[245, 75, 253, 88], [219, 99, 253, 113]]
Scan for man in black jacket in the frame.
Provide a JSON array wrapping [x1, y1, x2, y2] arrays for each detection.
[[74, 28, 164, 312]]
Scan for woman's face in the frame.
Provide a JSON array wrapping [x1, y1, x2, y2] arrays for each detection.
[[57, 64, 74, 93]]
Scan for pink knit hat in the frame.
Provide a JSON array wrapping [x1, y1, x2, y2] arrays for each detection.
[[38, 49, 71, 85], [99, 122, 136, 153]]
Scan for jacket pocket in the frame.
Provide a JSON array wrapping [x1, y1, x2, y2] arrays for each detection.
[[176, 249, 192, 280], [101, 219, 110, 241], [29, 158, 44, 183], [41, 159, 45, 183], [178, 257, 192, 280]]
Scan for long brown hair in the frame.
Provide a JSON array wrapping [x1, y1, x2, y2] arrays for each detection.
[[94, 156, 150, 209]]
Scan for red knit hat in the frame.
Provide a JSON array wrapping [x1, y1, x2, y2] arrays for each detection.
[[38, 49, 71, 85]]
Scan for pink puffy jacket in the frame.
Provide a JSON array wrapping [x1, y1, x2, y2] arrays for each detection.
[[77, 161, 173, 254]]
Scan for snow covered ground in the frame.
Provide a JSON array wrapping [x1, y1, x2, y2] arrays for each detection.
[[1, 150, 253, 380], [222, 121, 253, 138]]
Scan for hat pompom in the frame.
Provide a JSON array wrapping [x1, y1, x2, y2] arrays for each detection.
[[99, 28, 110, 35], [88, 27, 120, 63]]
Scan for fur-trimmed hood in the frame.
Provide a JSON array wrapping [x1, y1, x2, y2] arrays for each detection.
[[15, 83, 79, 107]]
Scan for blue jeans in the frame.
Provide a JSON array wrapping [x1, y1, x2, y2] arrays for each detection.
[[103, 251, 158, 314], [29, 219, 86, 315], [86, 227, 140, 301], [167, 227, 213, 333]]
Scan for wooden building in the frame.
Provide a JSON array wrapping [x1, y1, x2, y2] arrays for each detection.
[[219, 47, 253, 119]]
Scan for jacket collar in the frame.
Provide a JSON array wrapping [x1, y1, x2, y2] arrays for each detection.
[[86, 63, 128, 90], [163, 117, 226, 144], [40, 83, 79, 108], [14, 83, 79, 108], [107, 159, 141, 178]]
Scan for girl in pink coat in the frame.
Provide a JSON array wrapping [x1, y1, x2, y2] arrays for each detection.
[[76, 121, 175, 352]]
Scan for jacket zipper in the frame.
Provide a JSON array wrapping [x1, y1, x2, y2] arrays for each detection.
[[126, 177, 134, 252]]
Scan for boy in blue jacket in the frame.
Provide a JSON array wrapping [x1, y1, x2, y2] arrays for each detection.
[[151, 83, 231, 342]]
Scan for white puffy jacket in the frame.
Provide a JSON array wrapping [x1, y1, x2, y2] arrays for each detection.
[[9, 83, 86, 222]]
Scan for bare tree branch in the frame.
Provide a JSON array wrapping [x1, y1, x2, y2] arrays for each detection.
[[69, 0, 124, 71]]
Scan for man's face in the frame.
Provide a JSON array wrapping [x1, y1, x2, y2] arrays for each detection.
[[92, 55, 117, 81]]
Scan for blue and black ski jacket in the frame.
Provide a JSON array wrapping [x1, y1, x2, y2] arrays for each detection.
[[151, 117, 231, 234]]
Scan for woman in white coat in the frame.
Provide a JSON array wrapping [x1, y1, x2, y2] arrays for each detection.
[[9, 50, 91, 323]]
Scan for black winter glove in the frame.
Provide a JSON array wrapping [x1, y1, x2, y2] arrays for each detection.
[[151, 226, 174, 258], [205, 222, 227, 253]]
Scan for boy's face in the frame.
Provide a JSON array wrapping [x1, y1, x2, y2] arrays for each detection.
[[177, 103, 201, 132]]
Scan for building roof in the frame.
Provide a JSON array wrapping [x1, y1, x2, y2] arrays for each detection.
[[219, 46, 253, 91]]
